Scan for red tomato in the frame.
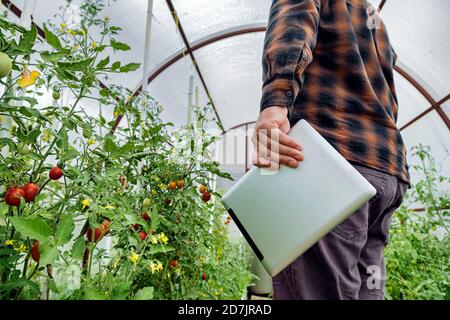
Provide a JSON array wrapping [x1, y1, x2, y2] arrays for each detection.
[[132, 223, 140, 230], [49, 166, 63, 180], [170, 259, 178, 268], [86, 225, 103, 242], [5, 187, 25, 206], [102, 219, 111, 235], [139, 231, 147, 241], [142, 212, 150, 221], [176, 180, 185, 189], [23, 183, 40, 203], [202, 272, 207, 281], [31, 241, 40, 263], [168, 181, 176, 190], [199, 184, 207, 194], [202, 192, 211, 202]]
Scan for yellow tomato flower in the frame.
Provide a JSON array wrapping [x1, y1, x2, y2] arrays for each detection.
[[17, 69, 40, 88], [149, 261, 162, 274], [159, 183, 166, 190], [82, 198, 92, 209], [60, 23, 67, 29], [114, 111, 119, 118], [87, 138, 96, 145], [91, 41, 97, 49], [4, 239, 15, 246], [129, 252, 139, 265], [104, 204, 115, 210], [104, 16, 110, 23], [16, 244, 27, 253], [68, 29, 76, 36], [149, 235, 158, 245], [156, 233, 168, 245]]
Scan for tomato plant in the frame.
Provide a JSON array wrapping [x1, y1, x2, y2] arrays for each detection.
[[0, 0, 253, 300], [385, 145, 449, 300]]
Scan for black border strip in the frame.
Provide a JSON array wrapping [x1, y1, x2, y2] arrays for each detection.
[[227, 208, 264, 261]]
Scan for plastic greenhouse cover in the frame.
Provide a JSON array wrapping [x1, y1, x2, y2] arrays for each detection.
[[4, 0, 449, 193]]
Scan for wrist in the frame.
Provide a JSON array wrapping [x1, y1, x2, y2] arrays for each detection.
[[261, 105, 288, 117]]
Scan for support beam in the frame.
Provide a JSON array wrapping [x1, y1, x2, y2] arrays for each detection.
[[165, 0, 224, 131]]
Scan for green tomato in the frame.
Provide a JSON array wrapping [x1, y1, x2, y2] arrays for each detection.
[[52, 91, 61, 100], [17, 142, 30, 155], [82, 128, 92, 139], [143, 198, 152, 207], [0, 52, 12, 78]]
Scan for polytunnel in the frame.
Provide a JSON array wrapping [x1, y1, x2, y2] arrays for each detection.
[[0, 0, 448, 302]]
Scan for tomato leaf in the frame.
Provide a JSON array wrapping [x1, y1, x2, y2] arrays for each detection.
[[133, 287, 154, 300], [55, 214, 74, 245], [85, 287, 107, 300], [96, 56, 110, 69], [39, 243, 58, 265], [9, 216, 52, 241], [17, 25, 37, 52], [110, 40, 130, 51], [119, 63, 140, 73], [71, 236, 85, 260], [44, 25, 62, 50]]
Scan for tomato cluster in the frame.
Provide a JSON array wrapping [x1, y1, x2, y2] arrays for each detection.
[[4, 166, 64, 206], [198, 184, 211, 202], [4, 183, 40, 206]]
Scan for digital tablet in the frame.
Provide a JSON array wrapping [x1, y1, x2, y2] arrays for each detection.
[[221, 119, 376, 277]]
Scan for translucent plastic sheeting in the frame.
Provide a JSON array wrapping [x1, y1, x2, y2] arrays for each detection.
[[194, 32, 265, 130], [9, 0, 186, 91], [172, 0, 271, 43], [146, 55, 210, 129], [401, 111, 450, 191], [381, 0, 450, 98], [215, 126, 247, 190], [395, 71, 430, 129], [443, 101, 450, 119]]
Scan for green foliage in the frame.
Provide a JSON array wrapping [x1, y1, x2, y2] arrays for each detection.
[[385, 145, 450, 300], [0, 0, 253, 300]]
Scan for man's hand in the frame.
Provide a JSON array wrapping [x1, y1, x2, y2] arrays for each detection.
[[252, 106, 304, 169]]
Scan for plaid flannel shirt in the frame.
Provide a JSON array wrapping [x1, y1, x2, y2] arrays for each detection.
[[261, 0, 410, 184]]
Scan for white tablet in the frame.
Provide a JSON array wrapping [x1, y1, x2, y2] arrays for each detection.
[[221, 119, 376, 277]]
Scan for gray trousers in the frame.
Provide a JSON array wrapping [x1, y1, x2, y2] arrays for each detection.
[[272, 163, 408, 300]]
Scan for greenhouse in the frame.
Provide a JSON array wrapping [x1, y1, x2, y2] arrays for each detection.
[[0, 0, 448, 302]]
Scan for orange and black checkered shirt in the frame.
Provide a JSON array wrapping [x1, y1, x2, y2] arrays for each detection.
[[260, 0, 410, 184]]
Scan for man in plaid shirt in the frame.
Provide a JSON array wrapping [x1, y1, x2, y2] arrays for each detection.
[[253, 0, 410, 299]]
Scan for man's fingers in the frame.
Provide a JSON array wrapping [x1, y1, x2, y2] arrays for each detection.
[[254, 141, 300, 168], [278, 143, 304, 161], [278, 130, 302, 150]]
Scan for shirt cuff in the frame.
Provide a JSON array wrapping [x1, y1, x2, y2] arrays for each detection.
[[260, 78, 299, 114]]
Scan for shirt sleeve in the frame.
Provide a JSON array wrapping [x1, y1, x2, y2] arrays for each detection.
[[260, 0, 321, 114]]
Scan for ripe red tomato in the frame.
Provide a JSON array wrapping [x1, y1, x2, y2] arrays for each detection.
[[102, 219, 111, 235], [170, 259, 178, 268], [49, 166, 63, 180], [176, 180, 185, 189], [168, 181, 176, 190], [202, 272, 207, 281], [142, 212, 150, 221], [86, 225, 103, 242], [31, 241, 40, 263], [202, 192, 211, 202], [139, 230, 147, 241], [23, 183, 40, 203], [199, 184, 207, 194], [5, 187, 25, 206], [132, 223, 140, 230]]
